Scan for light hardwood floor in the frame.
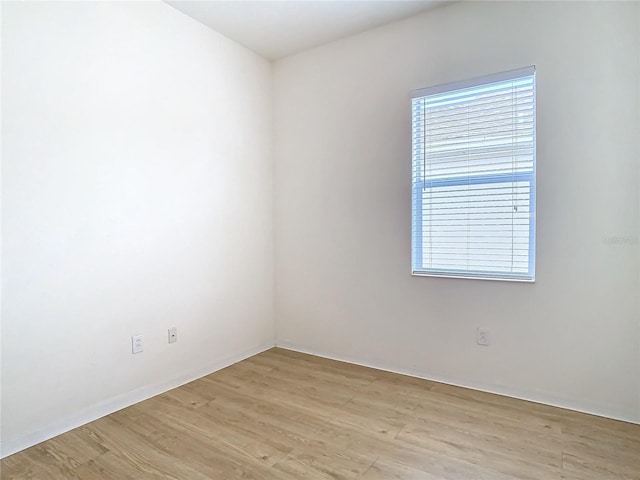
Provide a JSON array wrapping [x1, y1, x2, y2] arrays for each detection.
[[2, 348, 639, 479]]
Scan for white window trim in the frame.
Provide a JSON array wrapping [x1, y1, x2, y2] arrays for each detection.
[[411, 66, 536, 282]]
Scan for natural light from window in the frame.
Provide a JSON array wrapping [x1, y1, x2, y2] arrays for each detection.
[[411, 67, 536, 281]]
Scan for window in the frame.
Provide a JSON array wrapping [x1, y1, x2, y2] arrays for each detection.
[[411, 66, 536, 281]]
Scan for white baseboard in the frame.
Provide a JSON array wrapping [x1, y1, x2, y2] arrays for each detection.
[[0, 340, 275, 459], [275, 340, 640, 426]]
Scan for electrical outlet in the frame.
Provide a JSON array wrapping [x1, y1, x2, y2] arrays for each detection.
[[168, 327, 177, 344], [132, 335, 143, 354], [476, 328, 490, 346]]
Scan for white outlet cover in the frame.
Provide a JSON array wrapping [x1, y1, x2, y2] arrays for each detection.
[[132, 335, 143, 354], [476, 328, 490, 346]]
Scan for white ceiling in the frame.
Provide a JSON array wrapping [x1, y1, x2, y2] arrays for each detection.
[[165, 1, 445, 60]]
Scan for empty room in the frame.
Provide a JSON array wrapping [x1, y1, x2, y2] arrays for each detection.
[[1, 0, 639, 478]]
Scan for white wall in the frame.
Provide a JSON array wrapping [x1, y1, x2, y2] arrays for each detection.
[[1, 1, 274, 456], [274, 1, 640, 422]]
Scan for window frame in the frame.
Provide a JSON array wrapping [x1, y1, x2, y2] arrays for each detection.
[[411, 66, 536, 282]]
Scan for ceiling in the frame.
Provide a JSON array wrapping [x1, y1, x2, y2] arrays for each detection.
[[165, 1, 445, 60]]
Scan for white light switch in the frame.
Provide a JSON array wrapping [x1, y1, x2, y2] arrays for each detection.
[[168, 327, 177, 344]]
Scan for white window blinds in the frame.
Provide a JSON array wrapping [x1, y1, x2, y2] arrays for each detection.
[[411, 66, 536, 281]]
